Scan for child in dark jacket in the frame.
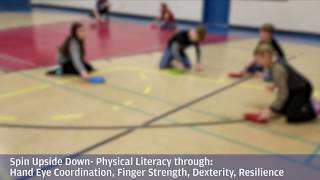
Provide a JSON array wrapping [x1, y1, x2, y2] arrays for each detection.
[[229, 24, 285, 80], [159, 26, 206, 72]]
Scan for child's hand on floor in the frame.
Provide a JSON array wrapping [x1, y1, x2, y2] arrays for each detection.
[[80, 71, 90, 81], [195, 63, 204, 72], [266, 84, 277, 92], [258, 109, 272, 121], [173, 61, 187, 71], [255, 72, 264, 78]]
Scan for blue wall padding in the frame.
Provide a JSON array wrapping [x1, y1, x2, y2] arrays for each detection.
[[0, 0, 31, 11], [203, 0, 230, 31]]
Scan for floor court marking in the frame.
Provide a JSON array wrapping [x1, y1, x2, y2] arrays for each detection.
[[0, 47, 318, 156], [16, 54, 320, 162], [143, 85, 152, 95], [304, 145, 320, 166], [18, 76, 251, 180], [0, 119, 245, 131], [0, 84, 50, 100], [1, 62, 318, 145], [0, 60, 318, 147], [19, 77, 320, 179], [0, 115, 16, 122], [0, 53, 35, 66], [112, 105, 120, 111], [138, 72, 149, 80], [18, 71, 320, 156], [123, 100, 134, 106], [51, 113, 84, 121]]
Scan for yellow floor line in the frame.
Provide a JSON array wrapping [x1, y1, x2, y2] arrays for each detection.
[[0, 84, 50, 100], [144, 85, 152, 95], [216, 77, 227, 84], [0, 115, 16, 121], [124, 100, 134, 106], [314, 90, 320, 99], [139, 73, 149, 80], [52, 113, 84, 121], [112, 105, 120, 111], [240, 84, 265, 91], [3, 67, 319, 101]]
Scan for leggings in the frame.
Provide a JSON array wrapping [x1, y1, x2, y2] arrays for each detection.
[[61, 60, 94, 75], [280, 83, 316, 123]]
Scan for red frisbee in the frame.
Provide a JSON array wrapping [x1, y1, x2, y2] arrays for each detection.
[[244, 113, 266, 123], [228, 72, 245, 78]]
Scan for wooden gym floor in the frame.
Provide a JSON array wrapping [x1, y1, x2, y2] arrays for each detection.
[[0, 10, 319, 165]]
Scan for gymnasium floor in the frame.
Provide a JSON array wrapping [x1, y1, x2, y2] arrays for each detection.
[[0, 9, 319, 165]]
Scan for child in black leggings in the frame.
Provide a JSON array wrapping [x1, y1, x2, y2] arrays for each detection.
[[248, 43, 319, 123], [47, 23, 94, 80]]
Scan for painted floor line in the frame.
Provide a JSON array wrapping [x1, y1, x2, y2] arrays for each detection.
[[0, 115, 16, 121], [304, 145, 320, 166], [12, 53, 320, 179], [0, 119, 245, 131], [0, 66, 316, 146], [0, 84, 50, 100], [18, 76, 250, 180], [0, 53, 35, 66], [102, 79, 319, 146], [51, 113, 84, 121], [1, 70, 317, 146]]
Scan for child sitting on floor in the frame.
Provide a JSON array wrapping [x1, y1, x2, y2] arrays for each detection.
[[47, 22, 94, 80], [159, 25, 207, 72], [229, 24, 285, 80], [151, 2, 176, 30], [246, 43, 319, 123]]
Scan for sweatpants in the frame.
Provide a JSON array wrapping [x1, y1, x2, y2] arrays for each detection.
[[159, 47, 191, 69], [280, 83, 316, 123]]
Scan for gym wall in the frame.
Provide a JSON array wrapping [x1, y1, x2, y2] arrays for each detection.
[[31, 0, 204, 22], [31, 0, 320, 35], [230, 0, 320, 34]]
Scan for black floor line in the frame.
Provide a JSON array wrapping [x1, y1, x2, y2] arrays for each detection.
[[18, 53, 304, 180], [19, 77, 250, 180], [72, 77, 250, 154], [0, 119, 245, 131]]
